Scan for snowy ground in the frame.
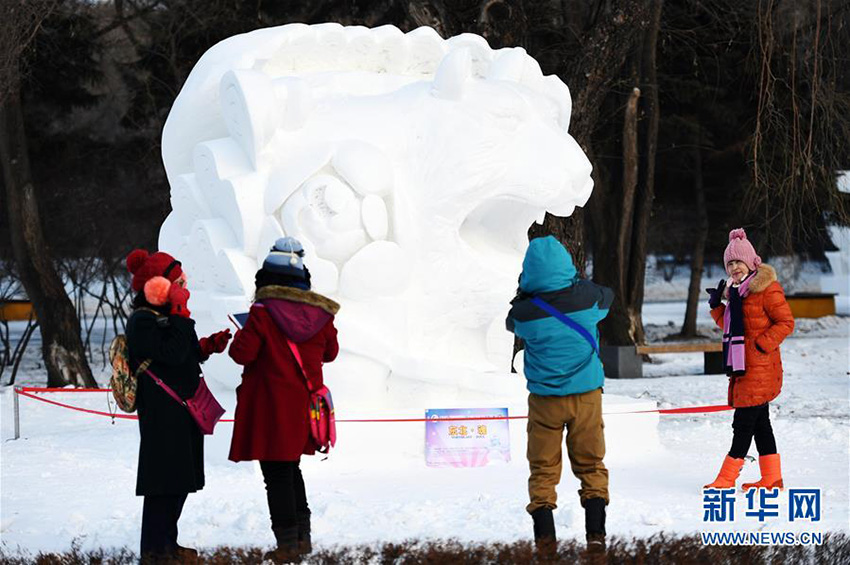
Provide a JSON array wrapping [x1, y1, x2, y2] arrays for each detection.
[[1, 296, 848, 555]]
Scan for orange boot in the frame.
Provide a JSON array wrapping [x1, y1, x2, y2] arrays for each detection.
[[703, 455, 745, 489], [742, 454, 784, 491]]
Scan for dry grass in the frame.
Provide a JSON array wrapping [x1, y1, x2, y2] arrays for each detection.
[[1, 534, 848, 564]]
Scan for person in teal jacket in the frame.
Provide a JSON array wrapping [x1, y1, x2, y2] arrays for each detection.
[[506, 236, 613, 554]]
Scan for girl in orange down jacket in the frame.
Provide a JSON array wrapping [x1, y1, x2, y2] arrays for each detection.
[[703, 228, 794, 491]]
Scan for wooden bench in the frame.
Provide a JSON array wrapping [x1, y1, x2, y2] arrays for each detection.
[[0, 300, 35, 322], [636, 342, 721, 355], [785, 293, 836, 318], [602, 342, 723, 379]]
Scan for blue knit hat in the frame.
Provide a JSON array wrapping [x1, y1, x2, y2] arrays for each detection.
[[262, 237, 306, 278]]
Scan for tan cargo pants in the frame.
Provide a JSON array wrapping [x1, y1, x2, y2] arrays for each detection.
[[526, 387, 609, 513]]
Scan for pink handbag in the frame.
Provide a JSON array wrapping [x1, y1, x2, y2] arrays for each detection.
[[145, 370, 225, 435]]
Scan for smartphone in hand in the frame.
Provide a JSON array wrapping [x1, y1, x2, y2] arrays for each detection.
[[227, 312, 249, 329]]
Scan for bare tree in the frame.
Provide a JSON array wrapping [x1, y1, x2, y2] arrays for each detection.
[[529, 0, 653, 273], [0, 0, 96, 387], [748, 0, 850, 253], [680, 120, 709, 338], [587, 0, 663, 346]]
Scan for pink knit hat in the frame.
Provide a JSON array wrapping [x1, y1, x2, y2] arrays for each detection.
[[723, 228, 762, 272]]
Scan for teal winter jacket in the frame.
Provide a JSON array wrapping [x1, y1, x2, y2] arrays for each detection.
[[506, 236, 613, 397]]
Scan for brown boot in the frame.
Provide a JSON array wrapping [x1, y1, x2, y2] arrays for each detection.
[[704, 455, 745, 489], [263, 526, 301, 564], [742, 454, 784, 491], [584, 498, 606, 555], [175, 546, 198, 564], [297, 512, 312, 555]]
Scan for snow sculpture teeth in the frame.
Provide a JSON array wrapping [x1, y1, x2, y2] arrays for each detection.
[[159, 23, 594, 389], [361, 195, 389, 241]]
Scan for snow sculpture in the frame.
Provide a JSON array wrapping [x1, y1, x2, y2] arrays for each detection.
[[159, 23, 596, 407]]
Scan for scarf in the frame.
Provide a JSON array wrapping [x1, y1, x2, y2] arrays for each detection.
[[722, 272, 754, 376]]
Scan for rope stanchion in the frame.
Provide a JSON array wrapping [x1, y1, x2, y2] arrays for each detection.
[[12, 387, 733, 427]]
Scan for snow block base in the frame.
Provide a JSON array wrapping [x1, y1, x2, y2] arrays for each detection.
[[600, 345, 643, 379]]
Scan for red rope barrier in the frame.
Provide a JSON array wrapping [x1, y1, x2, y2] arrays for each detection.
[[20, 387, 112, 393], [14, 387, 733, 422]]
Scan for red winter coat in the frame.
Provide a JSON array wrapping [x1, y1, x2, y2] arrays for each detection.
[[228, 285, 339, 462], [710, 264, 794, 408]]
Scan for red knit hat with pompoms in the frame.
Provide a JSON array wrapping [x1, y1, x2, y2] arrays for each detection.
[[126, 249, 183, 292]]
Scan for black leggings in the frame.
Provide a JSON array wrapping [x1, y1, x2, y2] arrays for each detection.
[[260, 461, 309, 530], [729, 403, 777, 459]]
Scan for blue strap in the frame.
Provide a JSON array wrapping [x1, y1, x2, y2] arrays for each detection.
[[530, 296, 599, 355]]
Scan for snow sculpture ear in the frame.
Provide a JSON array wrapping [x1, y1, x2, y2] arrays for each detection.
[[486, 47, 527, 82], [432, 48, 472, 100], [542, 75, 573, 131], [220, 70, 277, 167]]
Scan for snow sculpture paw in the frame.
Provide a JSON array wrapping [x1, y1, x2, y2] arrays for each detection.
[[159, 23, 593, 388]]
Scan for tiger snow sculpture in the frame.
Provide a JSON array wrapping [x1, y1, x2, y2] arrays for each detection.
[[158, 23, 593, 405]]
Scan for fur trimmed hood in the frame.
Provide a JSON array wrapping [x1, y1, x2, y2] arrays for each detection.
[[255, 285, 340, 315], [724, 264, 777, 297], [748, 264, 777, 294]]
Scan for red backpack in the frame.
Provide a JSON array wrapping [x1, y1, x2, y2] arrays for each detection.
[[285, 338, 336, 454]]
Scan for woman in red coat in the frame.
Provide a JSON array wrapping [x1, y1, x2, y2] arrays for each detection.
[[228, 237, 339, 562], [703, 229, 794, 491]]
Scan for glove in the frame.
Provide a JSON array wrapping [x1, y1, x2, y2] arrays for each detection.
[[199, 329, 232, 356], [705, 279, 726, 309], [168, 282, 191, 318]]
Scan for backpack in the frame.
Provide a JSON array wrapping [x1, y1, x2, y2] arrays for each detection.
[[108, 334, 151, 413], [308, 386, 336, 453], [286, 338, 337, 454], [108, 308, 157, 413]]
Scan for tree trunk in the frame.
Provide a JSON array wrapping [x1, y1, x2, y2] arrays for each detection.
[[619, 83, 641, 293], [623, 0, 663, 346], [591, 0, 662, 346], [528, 210, 586, 274], [536, 0, 653, 279], [681, 122, 708, 337], [597, 79, 642, 346], [0, 86, 96, 388]]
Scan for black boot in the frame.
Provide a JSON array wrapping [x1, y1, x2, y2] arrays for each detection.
[[296, 512, 312, 555], [584, 498, 607, 553], [531, 507, 557, 556], [264, 526, 300, 564]]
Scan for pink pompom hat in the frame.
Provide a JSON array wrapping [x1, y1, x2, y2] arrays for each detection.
[[723, 228, 762, 272]]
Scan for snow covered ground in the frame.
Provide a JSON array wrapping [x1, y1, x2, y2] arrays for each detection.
[[1, 298, 848, 555]]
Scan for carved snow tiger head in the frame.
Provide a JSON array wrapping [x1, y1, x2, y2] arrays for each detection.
[[159, 23, 592, 384]]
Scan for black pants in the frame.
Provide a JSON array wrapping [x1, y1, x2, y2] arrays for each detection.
[[260, 461, 309, 530], [140, 493, 188, 557], [729, 403, 777, 459]]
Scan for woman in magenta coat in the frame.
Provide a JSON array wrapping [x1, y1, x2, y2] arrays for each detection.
[[228, 237, 339, 562]]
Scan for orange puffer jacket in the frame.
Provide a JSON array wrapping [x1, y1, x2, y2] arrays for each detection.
[[710, 264, 795, 408]]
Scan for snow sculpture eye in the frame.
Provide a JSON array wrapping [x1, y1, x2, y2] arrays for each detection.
[[158, 23, 593, 393]]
